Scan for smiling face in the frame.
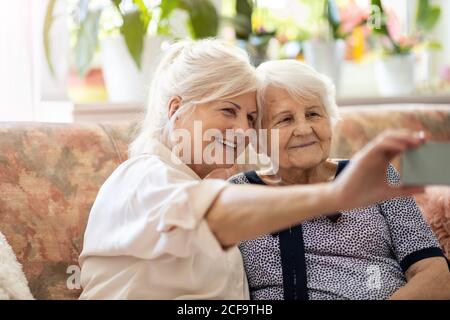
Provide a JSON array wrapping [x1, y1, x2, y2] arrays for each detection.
[[172, 91, 258, 178], [262, 86, 332, 171]]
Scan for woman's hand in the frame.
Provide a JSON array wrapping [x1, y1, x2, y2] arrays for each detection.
[[332, 130, 426, 211]]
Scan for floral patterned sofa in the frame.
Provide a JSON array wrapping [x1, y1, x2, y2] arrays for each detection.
[[0, 104, 449, 299]]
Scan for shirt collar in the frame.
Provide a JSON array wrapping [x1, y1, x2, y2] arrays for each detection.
[[144, 139, 202, 181]]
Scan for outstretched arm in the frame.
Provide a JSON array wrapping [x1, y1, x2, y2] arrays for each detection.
[[206, 130, 426, 247]]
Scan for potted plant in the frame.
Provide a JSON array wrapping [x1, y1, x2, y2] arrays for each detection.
[[228, 0, 276, 66], [302, 0, 370, 92], [44, 0, 219, 103], [371, 0, 441, 96]]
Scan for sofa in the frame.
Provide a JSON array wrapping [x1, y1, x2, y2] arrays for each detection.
[[0, 104, 449, 299]]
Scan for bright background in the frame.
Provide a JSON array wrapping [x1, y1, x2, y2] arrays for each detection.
[[1, 0, 450, 122]]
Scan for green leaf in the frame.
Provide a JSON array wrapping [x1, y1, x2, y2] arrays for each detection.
[[43, 0, 57, 77], [113, 0, 151, 68], [423, 7, 441, 31], [158, 0, 179, 35], [230, 13, 252, 40], [133, 0, 152, 29], [325, 0, 340, 39], [236, 0, 253, 18], [370, 0, 388, 36], [416, 0, 430, 30], [181, 0, 218, 39], [160, 0, 179, 20], [326, 0, 340, 27], [370, 0, 404, 53], [236, 0, 253, 29], [416, 0, 441, 32], [120, 10, 147, 69], [426, 40, 442, 50], [112, 0, 121, 9], [74, 10, 101, 76], [234, 0, 253, 40]]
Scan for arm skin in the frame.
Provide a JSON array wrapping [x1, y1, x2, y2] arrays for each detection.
[[207, 182, 339, 247], [389, 257, 450, 300], [206, 130, 426, 248]]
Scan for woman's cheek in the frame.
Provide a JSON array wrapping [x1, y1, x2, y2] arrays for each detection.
[[315, 121, 333, 154], [314, 120, 330, 140], [279, 128, 292, 151]]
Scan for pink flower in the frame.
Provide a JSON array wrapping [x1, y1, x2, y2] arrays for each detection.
[[339, 1, 370, 34], [441, 66, 450, 82], [385, 8, 402, 42], [398, 35, 418, 49]]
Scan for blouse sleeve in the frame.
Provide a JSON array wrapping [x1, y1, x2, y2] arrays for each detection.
[[80, 156, 229, 262], [379, 164, 446, 273], [150, 178, 229, 259]]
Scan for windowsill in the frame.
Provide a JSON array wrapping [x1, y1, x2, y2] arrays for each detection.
[[73, 102, 144, 122], [36, 94, 450, 123], [337, 94, 450, 106]]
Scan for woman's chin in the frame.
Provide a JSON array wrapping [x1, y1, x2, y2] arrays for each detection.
[[288, 158, 323, 170], [216, 163, 235, 170]]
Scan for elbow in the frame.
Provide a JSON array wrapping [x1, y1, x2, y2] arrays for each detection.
[[206, 206, 240, 248]]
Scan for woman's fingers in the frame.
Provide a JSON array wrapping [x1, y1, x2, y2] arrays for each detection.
[[371, 130, 424, 148], [383, 132, 425, 151], [365, 130, 426, 161], [379, 139, 414, 160], [381, 130, 425, 147], [335, 130, 428, 208]]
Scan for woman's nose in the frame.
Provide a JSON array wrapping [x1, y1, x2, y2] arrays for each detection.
[[232, 115, 251, 131], [293, 119, 313, 136]]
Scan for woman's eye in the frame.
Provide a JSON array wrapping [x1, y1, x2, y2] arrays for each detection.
[[277, 117, 292, 125], [247, 115, 255, 124], [306, 112, 320, 118], [222, 108, 237, 116]]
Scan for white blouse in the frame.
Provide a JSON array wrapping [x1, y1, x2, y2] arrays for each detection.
[[79, 140, 249, 300]]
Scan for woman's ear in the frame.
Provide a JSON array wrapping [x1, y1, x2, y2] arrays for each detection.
[[168, 96, 182, 120]]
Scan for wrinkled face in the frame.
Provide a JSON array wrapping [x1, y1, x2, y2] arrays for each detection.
[[172, 91, 257, 178], [261, 86, 332, 171]]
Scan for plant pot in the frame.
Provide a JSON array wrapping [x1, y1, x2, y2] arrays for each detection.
[[100, 35, 167, 103], [303, 39, 345, 93], [374, 53, 416, 96], [415, 49, 431, 86]]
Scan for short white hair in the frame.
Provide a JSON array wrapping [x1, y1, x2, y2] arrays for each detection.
[[255, 59, 340, 128], [129, 38, 259, 157]]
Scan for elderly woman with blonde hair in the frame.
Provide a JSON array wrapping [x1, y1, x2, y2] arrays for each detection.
[[230, 59, 450, 300], [79, 39, 428, 299]]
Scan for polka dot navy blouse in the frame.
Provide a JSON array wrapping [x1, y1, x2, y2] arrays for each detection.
[[229, 162, 447, 300]]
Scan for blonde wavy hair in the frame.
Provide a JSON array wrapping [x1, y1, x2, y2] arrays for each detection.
[[129, 39, 259, 158]]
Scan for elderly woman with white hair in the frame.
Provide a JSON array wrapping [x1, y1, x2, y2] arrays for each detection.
[[79, 39, 428, 299], [230, 59, 450, 300]]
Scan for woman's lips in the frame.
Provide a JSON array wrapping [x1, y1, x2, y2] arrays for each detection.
[[289, 141, 317, 148], [215, 137, 237, 149]]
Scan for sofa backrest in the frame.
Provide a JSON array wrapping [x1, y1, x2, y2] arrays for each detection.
[[0, 104, 449, 299], [331, 105, 450, 162], [0, 122, 134, 299]]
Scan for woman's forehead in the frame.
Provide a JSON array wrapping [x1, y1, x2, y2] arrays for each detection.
[[227, 92, 257, 112], [264, 86, 321, 106], [264, 93, 322, 113]]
